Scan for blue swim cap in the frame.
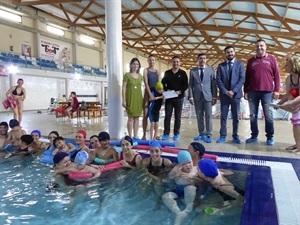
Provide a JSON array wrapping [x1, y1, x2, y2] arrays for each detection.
[[149, 140, 162, 150], [31, 129, 41, 137], [53, 152, 69, 165], [198, 159, 218, 178], [177, 150, 192, 164], [9, 119, 19, 128], [74, 151, 89, 165]]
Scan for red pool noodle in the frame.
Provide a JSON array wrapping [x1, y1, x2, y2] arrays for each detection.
[[133, 145, 218, 161], [68, 161, 123, 180]]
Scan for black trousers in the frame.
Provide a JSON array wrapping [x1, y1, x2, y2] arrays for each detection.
[[163, 97, 184, 135]]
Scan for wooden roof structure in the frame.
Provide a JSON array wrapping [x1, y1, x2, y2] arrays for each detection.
[[13, 0, 300, 70]]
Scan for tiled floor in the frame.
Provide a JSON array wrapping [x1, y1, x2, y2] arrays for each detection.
[[1, 111, 298, 159]]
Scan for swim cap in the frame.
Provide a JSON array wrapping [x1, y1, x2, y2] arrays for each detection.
[[98, 131, 110, 141], [74, 151, 89, 165], [149, 140, 162, 150], [155, 81, 164, 90], [77, 130, 87, 139], [177, 150, 192, 164], [21, 135, 34, 145], [0, 122, 8, 128], [9, 119, 19, 128], [53, 152, 69, 165], [31, 130, 41, 137], [122, 135, 133, 146], [190, 142, 205, 156], [198, 159, 218, 178]]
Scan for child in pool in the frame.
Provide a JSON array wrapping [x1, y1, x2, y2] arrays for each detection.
[[4, 119, 26, 149], [30, 130, 47, 155], [45, 131, 59, 151], [92, 132, 118, 165], [5, 135, 34, 158], [53, 151, 101, 183], [197, 159, 244, 202], [52, 136, 76, 156], [162, 151, 198, 225], [142, 140, 173, 183]]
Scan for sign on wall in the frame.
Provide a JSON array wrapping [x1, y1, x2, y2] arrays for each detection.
[[21, 43, 32, 58], [0, 66, 8, 77], [39, 39, 71, 62]]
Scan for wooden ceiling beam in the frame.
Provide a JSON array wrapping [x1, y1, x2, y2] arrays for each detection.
[[122, 24, 299, 37], [58, 3, 72, 23], [121, 8, 299, 26], [19, 0, 81, 6], [263, 2, 293, 32], [125, 0, 152, 25], [72, 0, 95, 24]]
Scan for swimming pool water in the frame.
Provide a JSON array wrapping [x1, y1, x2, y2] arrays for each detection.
[[0, 156, 246, 225]]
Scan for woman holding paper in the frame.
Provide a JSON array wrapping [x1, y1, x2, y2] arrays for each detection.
[[277, 56, 300, 153], [122, 58, 143, 138]]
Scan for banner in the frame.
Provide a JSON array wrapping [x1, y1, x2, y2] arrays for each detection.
[[0, 66, 8, 77], [39, 39, 71, 62], [21, 43, 32, 58]]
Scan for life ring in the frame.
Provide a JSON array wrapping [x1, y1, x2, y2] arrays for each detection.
[[68, 161, 122, 180]]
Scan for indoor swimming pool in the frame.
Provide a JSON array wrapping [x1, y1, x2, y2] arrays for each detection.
[[0, 151, 299, 225]]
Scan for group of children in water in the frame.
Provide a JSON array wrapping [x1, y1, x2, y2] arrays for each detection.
[[0, 118, 244, 225]]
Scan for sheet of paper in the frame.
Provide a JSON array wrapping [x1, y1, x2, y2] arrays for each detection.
[[163, 90, 178, 99]]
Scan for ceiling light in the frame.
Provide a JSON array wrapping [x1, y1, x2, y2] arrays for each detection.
[[80, 35, 95, 45], [46, 25, 64, 36], [0, 9, 21, 23]]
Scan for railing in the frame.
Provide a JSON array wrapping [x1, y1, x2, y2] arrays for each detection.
[[0, 51, 107, 77]]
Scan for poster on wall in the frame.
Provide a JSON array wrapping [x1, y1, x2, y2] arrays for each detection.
[[21, 43, 32, 58], [39, 39, 71, 62], [0, 66, 8, 77]]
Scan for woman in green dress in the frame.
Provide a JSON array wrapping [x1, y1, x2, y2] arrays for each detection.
[[122, 58, 143, 138]]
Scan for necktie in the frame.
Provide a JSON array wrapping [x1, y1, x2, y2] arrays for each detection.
[[228, 62, 233, 89], [200, 68, 204, 82]]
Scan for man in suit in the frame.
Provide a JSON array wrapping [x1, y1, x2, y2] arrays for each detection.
[[189, 53, 217, 143], [216, 46, 245, 144]]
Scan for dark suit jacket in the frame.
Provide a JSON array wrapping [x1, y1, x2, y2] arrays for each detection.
[[216, 59, 245, 99], [189, 66, 217, 102]]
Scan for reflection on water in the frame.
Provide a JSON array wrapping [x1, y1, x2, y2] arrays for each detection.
[[0, 157, 246, 225]]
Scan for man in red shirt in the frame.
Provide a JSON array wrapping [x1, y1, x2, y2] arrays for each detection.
[[244, 39, 280, 146]]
